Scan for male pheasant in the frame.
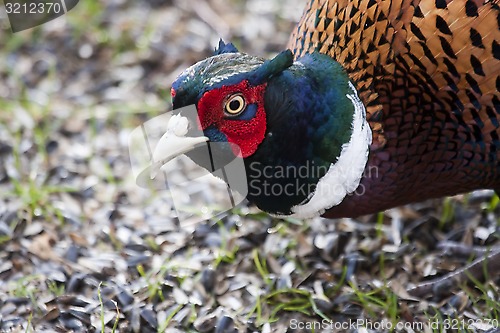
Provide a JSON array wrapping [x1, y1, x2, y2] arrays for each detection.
[[153, 0, 500, 219]]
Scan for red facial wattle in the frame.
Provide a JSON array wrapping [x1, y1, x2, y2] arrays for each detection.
[[196, 80, 267, 158]]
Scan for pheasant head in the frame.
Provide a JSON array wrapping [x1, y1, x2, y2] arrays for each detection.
[[152, 41, 372, 218]]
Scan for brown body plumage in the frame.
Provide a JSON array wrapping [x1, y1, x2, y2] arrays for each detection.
[[288, 0, 500, 217]]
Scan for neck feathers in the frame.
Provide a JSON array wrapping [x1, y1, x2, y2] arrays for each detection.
[[245, 52, 371, 217], [289, 81, 372, 218]]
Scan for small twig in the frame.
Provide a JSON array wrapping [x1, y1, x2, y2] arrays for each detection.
[[437, 241, 500, 257], [407, 248, 500, 298]]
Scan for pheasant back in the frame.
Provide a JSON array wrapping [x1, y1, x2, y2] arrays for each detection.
[[287, 0, 500, 216], [289, 0, 499, 146]]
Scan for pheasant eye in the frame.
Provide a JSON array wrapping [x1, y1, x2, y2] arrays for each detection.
[[225, 94, 245, 115]]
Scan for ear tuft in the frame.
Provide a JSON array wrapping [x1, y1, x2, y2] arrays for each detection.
[[248, 50, 294, 85], [214, 39, 239, 55]]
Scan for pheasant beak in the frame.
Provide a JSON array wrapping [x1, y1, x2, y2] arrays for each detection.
[[150, 114, 208, 179]]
